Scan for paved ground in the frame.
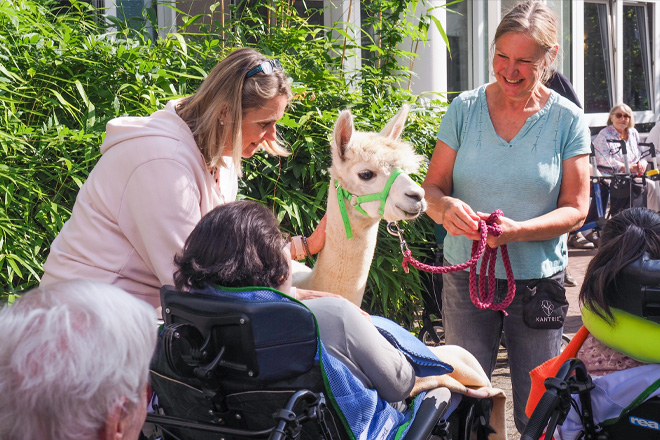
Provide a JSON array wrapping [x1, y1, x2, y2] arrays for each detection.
[[490, 247, 597, 438]]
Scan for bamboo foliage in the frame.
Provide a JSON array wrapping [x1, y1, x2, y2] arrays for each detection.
[[0, 0, 450, 325]]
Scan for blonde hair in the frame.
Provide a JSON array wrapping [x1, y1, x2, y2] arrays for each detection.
[[491, 0, 559, 84], [176, 48, 292, 176], [607, 103, 635, 129]]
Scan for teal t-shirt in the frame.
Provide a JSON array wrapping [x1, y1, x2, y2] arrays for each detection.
[[436, 85, 591, 279]]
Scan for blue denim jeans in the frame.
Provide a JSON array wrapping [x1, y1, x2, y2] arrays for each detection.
[[440, 265, 565, 434]]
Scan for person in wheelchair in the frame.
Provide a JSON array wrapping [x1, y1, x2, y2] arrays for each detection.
[[173, 200, 418, 406], [593, 104, 646, 175], [525, 207, 660, 440], [152, 200, 505, 440], [587, 104, 649, 233]]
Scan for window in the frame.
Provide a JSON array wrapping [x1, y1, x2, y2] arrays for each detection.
[[546, 0, 574, 84], [622, 4, 651, 111], [583, 2, 612, 112], [583, 1, 654, 116], [103, 0, 157, 39], [445, 0, 469, 100]]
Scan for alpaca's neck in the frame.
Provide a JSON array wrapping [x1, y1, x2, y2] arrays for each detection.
[[309, 179, 380, 306]]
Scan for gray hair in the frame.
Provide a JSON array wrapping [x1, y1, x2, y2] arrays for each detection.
[[176, 48, 292, 177], [0, 280, 157, 440], [491, 0, 559, 84], [607, 103, 635, 129]]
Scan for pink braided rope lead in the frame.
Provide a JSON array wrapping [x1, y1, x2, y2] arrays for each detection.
[[402, 210, 516, 314]]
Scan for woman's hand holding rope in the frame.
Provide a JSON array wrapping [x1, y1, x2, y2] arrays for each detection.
[[396, 209, 516, 313], [476, 211, 521, 248], [438, 196, 481, 241]]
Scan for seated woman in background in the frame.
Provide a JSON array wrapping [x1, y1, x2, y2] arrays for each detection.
[[593, 104, 646, 174], [584, 104, 650, 245], [526, 207, 660, 439]]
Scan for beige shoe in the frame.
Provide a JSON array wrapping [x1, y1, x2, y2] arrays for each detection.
[[584, 230, 600, 247], [568, 232, 595, 249]]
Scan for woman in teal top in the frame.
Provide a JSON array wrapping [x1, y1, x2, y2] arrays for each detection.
[[422, 0, 591, 434]]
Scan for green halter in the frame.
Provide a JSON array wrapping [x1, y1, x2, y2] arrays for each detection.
[[334, 169, 405, 239]]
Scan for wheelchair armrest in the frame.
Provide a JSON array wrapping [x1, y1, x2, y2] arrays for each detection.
[[405, 387, 452, 440]]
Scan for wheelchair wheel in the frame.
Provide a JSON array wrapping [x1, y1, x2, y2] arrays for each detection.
[[419, 319, 445, 346]]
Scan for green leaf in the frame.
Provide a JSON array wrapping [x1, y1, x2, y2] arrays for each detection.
[[74, 80, 91, 107], [0, 64, 23, 83], [428, 15, 450, 55], [172, 32, 188, 56]]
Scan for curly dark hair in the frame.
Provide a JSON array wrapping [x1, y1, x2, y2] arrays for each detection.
[[174, 201, 290, 291], [580, 207, 660, 322]]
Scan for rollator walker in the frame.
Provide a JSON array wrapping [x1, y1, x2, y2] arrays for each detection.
[[578, 140, 658, 235]]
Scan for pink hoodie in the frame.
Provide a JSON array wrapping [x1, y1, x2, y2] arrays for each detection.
[[41, 99, 238, 308]]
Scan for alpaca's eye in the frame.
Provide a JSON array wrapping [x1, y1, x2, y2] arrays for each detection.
[[358, 170, 375, 180]]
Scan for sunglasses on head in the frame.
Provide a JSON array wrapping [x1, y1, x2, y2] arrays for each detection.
[[614, 112, 631, 120], [245, 59, 283, 79]]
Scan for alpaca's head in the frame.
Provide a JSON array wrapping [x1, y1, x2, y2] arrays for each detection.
[[329, 105, 427, 223]]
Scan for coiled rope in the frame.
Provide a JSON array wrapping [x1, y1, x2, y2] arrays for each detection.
[[389, 210, 516, 314]]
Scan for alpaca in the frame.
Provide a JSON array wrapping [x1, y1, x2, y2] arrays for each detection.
[[292, 105, 427, 306]]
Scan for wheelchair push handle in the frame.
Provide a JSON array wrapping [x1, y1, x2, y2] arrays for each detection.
[[521, 391, 562, 440], [522, 359, 597, 440]]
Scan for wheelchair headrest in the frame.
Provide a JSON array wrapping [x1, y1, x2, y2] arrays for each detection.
[[615, 253, 660, 323], [582, 253, 660, 363], [159, 285, 318, 382]]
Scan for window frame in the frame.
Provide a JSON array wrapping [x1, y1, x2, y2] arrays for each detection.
[[579, 0, 657, 128]]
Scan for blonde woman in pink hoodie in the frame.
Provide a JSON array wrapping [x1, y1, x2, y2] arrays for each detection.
[[41, 48, 324, 309]]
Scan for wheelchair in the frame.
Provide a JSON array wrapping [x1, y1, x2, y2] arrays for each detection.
[[145, 286, 496, 440], [521, 252, 660, 440], [521, 359, 660, 440]]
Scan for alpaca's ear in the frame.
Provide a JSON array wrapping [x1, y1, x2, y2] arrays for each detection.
[[333, 109, 354, 161], [380, 104, 410, 140]]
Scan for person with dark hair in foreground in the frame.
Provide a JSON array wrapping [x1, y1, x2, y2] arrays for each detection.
[[173, 200, 417, 403], [172, 200, 509, 438], [526, 207, 660, 439], [0, 280, 158, 440]]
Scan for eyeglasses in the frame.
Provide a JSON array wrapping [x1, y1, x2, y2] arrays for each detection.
[[245, 59, 283, 79], [614, 112, 631, 120]]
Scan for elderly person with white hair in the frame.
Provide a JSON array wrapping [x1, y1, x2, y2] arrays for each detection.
[[584, 103, 652, 237], [0, 279, 157, 440], [592, 103, 647, 174]]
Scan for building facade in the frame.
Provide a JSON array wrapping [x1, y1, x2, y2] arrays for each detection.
[[417, 0, 659, 134], [102, 0, 660, 133]]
